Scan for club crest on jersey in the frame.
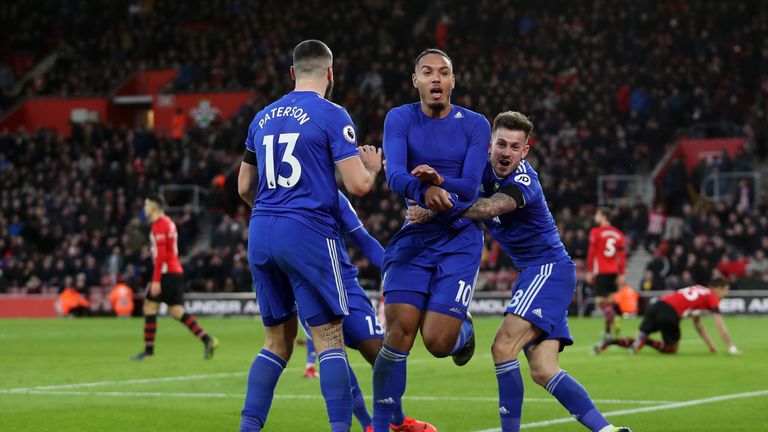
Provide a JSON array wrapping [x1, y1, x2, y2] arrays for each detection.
[[343, 125, 356, 143], [514, 173, 531, 186]]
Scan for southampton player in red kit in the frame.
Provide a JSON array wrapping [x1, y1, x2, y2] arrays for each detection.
[[587, 207, 626, 339], [596, 279, 741, 355], [131, 194, 219, 361]]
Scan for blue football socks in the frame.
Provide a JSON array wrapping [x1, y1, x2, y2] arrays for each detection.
[[372, 344, 409, 432], [318, 348, 352, 432], [449, 318, 474, 355], [306, 338, 317, 366], [496, 359, 524, 432], [348, 364, 373, 430], [240, 349, 287, 432], [546, 370, 610, 432]]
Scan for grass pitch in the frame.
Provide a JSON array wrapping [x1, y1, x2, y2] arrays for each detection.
[[1, 315, 766, 431]]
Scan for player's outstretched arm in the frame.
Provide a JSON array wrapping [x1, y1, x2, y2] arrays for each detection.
[[238, 161, 258, 206], [337, 145, 381, 196], [348, 228, 384, 269], [692, 315, 718, 353], [406, 190, 516, 223], [711, 312, 741, 355], [463, 192, 517, 220], [337, 191, 385, 268]]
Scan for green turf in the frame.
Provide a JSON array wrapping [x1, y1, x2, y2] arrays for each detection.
[[1, 315, 766, 431]]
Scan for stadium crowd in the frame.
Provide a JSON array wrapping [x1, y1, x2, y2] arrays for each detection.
[[2, 0, 768, 305]]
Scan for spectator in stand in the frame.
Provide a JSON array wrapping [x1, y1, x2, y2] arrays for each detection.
[[171, 108, 187, 143], [747, 250, 768, 278], [646, 204, 666, 252]]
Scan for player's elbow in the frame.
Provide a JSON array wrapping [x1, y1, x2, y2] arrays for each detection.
[[237, 180, 254, 204], [238, 186, 251, 204], [344, 175, 374, 196]]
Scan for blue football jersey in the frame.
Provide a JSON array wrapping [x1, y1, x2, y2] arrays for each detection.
[[245, 91, 359, 237], [481, 160, 570, 268], [383, 102, 489, 238]]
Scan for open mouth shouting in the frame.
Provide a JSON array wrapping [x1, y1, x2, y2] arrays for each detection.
[[430, 87, 443, 100]]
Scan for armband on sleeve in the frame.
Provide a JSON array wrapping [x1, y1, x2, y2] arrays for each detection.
[[243, 149, 257, 165], [499, 184, 525, 207]]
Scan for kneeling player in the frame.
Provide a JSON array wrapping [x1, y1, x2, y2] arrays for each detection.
[[409, 111, 630, 432], [595, 279, 741, 355]]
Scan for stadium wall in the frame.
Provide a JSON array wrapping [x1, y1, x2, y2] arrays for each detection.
[[0, 90, 253, 137], [149, 292, 768, 318]]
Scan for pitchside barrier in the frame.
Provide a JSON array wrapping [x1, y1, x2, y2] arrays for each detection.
[[2, 290, 767, 318], [146, 290, 768, 318]]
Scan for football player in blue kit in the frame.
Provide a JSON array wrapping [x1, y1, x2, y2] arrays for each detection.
[[301, 191, 436, 432], [237, 39, 382, 432], [371, 48, 491, 432], [408, 111, 631, 432]]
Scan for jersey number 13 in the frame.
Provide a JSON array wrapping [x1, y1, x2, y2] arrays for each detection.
[[263, 133, 302, 189]]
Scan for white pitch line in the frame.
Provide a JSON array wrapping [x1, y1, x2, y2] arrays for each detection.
[[471, 389, 768, 432], [0, 389, 672, 406], [0, 371, 247, 393]]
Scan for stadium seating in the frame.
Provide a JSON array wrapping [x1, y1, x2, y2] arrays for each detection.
[[1, 0, 767, 307]]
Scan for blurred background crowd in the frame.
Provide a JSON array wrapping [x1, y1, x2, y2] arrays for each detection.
[[2, 0, 768, 309]]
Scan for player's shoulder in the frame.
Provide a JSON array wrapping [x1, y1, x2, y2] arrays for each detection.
[[310, 95, 349, 116], [504, 160, 538, 187], [151, 216, 167, 232], [452, 105, 489, 124], [693, 284, 713, 293], [386, 103, 420, 118]]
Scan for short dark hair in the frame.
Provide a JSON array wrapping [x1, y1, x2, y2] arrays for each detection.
[[709, 278, 729, 289], [293, 39, 333, 77], [145, 193, 166, 209], [596, 206, 613, 218], [414, 48, 452, 71], [492, 111, 534, 139]]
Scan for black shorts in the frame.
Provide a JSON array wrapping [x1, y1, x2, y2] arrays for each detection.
[[145, 273, 186, 306], [593, 273, 619, 297], [639, 300, 681, 345]]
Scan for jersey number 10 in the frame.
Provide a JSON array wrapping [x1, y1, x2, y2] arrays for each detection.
[[263, 133, 302, 189]]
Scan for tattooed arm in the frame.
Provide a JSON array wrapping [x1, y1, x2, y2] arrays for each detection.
[[463, 192, 518, 220]]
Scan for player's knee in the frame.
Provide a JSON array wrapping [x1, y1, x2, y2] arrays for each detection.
[[143, 301, 159, 316], [491, 334, 520, 362], [662, 343, 678, 354], [383, 321, 417, 352], [423, 334, 454, 358], [529, 365, 559, 387], [264, 336, 294, 360], [168, 305, 185, 319]]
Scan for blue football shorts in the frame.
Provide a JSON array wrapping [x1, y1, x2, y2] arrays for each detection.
[[342, 278, 384, 346], [248, 215, 348, 327], [300, 278, 384, 347], [506, 259, 576, 349], [382, 226, 483, 320]]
